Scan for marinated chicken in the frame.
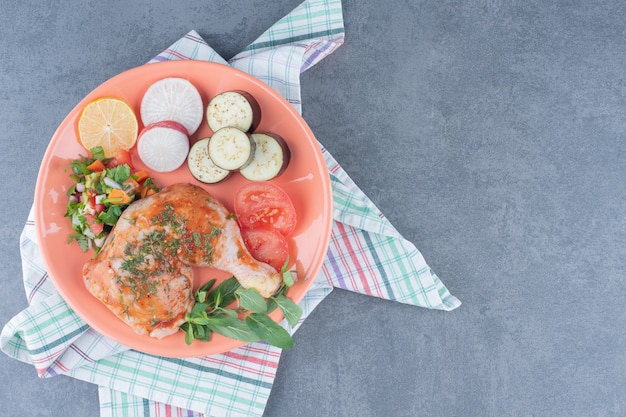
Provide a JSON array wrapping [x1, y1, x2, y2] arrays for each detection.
[[82, 183, 283, 339]]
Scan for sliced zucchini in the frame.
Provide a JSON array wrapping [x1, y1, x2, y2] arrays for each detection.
[[207, 127, 255, 171], [206, 91, 261, 133], [187, 138, 231, 184], [239, 133, 291, 181]]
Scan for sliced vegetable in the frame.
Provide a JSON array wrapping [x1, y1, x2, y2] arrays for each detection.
[[234, 181, 297, 236], [208, 127, 255, 171], [136, 121, 190, 173], [86, 159, 106, 172], [206, 91, 260, 133], [140, 180, 159, 198], [140, 77, 204, 136], [239, 133, 290, 181], [106, 189, 132, 205], [240, 227, 289, 271], [132, 169, 150, 184], [187, 137, 231, 184]]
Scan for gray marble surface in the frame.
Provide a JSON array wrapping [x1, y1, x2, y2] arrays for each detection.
[[1, 1, 625, 416]]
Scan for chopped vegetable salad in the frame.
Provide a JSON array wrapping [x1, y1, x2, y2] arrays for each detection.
[[65, 146, 159, 253]]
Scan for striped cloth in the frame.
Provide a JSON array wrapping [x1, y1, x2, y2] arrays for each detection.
[[0, 1, 461, 416]]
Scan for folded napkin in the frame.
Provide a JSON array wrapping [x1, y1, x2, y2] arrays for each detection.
[[1, 1, 460, 416]]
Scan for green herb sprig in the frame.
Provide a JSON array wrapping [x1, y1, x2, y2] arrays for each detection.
[[181, 259, 302, 349]]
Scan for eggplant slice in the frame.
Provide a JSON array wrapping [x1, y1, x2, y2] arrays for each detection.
[[206, 91, 261, 133], [239, 133, 290, 181], [187, 138, 231, 184], [207, 127, 255, 171]]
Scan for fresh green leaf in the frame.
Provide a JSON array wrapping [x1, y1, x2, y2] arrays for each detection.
[[182, 322, 194, 345], [206, 277, 241, 308], [194, 324, 210, 341], [196, 291, 208, 304], [91, 146, 105, 161], [236, 288, 267, 314], [280, 258, 295, 287], [203, 313, 231, 327], [196, 327, 211, 342], [69, 234, 90, 253], [206, 314, 260, 342], [107, 164, 131, 184], [190, 302, 208, 316], [195, 279, 216, 303], [71, 158, 90, 176], [246, 313, 295, 349], [182, 276, 301, 348], [265, 297, 279, 314], [192, 317, 212, 326], [220, 308, 239, 319], [98, 205, 123, 226], [273, 294, 303, 328]]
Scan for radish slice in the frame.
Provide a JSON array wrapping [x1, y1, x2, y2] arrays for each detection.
[[140, 77, 204, 136], [240, 133, 290, 181], [137, 121, 190, 173], [187, 138, 231, 184], [208, 127, 255, 171], [206, 91, 260, 133]]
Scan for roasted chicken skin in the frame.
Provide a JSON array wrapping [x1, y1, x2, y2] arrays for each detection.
[[82, 183, 282, 339]]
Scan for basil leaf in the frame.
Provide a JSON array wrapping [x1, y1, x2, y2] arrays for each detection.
[[190, 302, 208, 316], [181, 322, 194, 345], [203, 313, 234, 328], [265, 297, 279, 314], [273, 294, 303, 328], [207, 314, 260, 342], [206, 277, 241, 308], [196, 291, 208, 304], [194, 324, 211, 341], [196, 279, 216, 302], [189, 314, 212, 326], [246, 313, 295, 349], [236, 288, 267, 314], [280, 259, 295, 287], [220, 308, 239, 319]]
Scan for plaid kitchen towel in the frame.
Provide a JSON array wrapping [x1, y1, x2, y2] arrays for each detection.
[[0, 1, 460, 416]]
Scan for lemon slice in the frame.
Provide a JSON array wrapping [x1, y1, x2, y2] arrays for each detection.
[[77, 97, 138, 157]]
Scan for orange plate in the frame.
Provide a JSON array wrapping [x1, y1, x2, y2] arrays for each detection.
[[34, 61, 333, 358]]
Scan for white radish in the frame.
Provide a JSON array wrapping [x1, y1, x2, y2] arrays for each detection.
[[206, 91, 260, 133], [140, 77, 204, 136], [207, 127, 255, 171], [187, 138, 231, 184], [240, 133, 290, 181], [137, 121, 190, 173]]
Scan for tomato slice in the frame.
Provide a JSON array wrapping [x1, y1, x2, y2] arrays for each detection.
[[234, 182, 297, 236], [84, 213, 104, 236], [107, 149, 134, 170], [241, 227, 289, 272]]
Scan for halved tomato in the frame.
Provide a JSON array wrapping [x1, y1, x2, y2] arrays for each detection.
[[234, 182, 297, 236], [241, 227, 289, 272]]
